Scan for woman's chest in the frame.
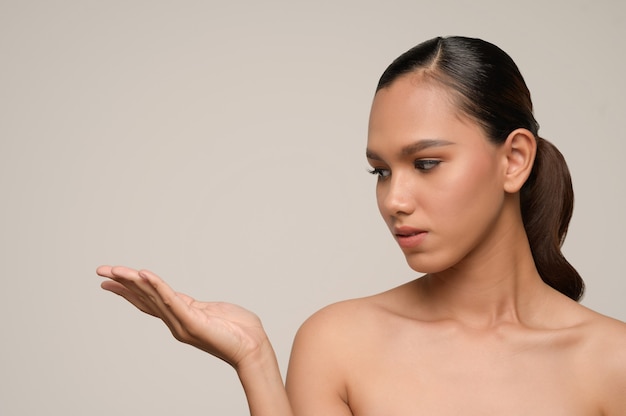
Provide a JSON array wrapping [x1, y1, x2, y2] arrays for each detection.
[[344, 327, 598, 416]]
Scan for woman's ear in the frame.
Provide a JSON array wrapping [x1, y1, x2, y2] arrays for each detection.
[[502, 128, 536, 193]]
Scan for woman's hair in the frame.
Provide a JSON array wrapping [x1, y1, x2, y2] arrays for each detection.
[[377, 36, 584, 301]]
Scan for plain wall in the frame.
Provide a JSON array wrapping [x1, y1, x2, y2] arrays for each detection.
[[1, 0, 624, 414]]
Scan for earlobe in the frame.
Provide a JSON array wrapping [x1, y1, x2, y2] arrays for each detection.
[[502, 128, 536, 193]]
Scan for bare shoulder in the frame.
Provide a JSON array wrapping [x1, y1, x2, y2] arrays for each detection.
[[287, 282, 417, 381], [579, 306, 626, 354], [293, 282, 414, 344], [292, 292, 391, 350], [576, 308, 626, 415], [560, 300, 626, 364], [285, 292, 397, 416]]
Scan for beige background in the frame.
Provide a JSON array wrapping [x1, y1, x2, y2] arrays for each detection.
[[1, 0, 624, 414]]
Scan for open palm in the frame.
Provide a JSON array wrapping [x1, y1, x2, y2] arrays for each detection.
[[97, 266, 269, 369]]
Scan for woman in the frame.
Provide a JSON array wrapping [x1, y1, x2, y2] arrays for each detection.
[[97, 36, 626, 415]]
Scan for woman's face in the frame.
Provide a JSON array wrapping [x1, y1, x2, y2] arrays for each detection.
[[366, 75, 508, 274]]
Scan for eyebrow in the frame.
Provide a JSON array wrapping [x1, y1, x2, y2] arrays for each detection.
[[366, 139, 455, 161]]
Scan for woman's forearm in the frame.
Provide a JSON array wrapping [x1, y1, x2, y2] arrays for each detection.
[[236, 342, 294, 416]]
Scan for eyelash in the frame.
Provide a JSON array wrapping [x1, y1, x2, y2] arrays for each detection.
[[368, 167, 390, 178], [368, 159, 441, 179], [414, 159, 441, 171]]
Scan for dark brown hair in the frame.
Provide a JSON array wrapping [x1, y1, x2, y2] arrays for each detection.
[[377, 36, 584, 301]]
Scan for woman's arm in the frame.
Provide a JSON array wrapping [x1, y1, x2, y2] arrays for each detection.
[[286, 304, 356, 416], [97, 266, 293, 416]]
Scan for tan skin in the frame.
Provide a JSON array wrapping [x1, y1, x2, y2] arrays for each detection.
[[98, 74, 626, 415]]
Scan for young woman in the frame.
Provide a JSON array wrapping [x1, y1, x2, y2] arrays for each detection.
[[97, 36, 626, 415]]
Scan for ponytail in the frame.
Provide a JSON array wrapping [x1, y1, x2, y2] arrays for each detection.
[[520, 137, 584, 300]]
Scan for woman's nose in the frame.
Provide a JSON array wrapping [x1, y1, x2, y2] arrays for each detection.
[[381, 174, 416, 217]]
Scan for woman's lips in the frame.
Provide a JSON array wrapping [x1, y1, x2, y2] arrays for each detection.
[[394, 226, 427, 249]]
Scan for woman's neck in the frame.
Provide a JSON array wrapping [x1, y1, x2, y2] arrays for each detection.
[[416, 214, 552, 330]]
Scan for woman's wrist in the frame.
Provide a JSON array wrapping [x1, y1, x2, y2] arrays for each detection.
[[235, 340, 293, 416]]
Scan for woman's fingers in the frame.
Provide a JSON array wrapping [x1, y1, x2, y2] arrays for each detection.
[[136, 269, 204, 341], [137, 269, 192, 314], [100, 279, 159, 316], [96, 265, 115, 278], [97, 265, 181, 325]]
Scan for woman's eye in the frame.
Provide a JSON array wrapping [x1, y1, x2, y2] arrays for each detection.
[[415, 159, 441, 171], [368, 167, 391, 179]]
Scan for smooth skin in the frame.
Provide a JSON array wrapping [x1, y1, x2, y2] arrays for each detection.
[[98, 74, 626, 415]]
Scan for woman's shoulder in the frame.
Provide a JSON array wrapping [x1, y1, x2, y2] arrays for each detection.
[[549, 296, 626, 357], [287, 290, 398, 394], [285, 287, 413, 413], [301, 280, 416, 325], [575, 308, 626, 413], [574, 304, 626, 346], [293, 281, 422, 353], [583, 308, 626, 360], [296, 292, 391, 337]]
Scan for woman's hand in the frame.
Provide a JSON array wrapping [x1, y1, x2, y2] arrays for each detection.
[[96, 265, 270, 370]]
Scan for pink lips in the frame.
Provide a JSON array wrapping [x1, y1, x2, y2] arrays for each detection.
[[394, 226, 427, 249]]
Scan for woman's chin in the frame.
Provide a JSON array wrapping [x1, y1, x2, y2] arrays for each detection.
[[404, 254, 452, 275]]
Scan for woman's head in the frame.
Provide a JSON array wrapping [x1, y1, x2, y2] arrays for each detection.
[[370, 36, 584, 301]]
